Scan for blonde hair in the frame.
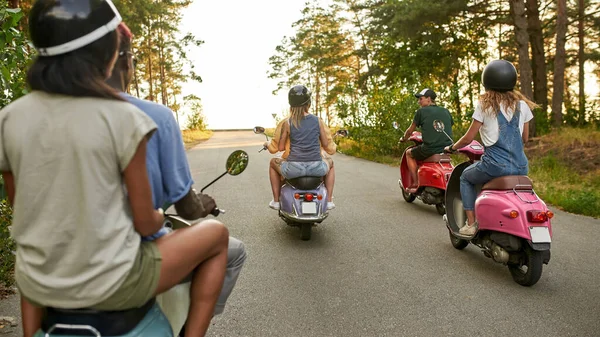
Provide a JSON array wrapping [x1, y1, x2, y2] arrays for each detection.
[[289, 104, 310, 129], [479, 90, 539, 116]]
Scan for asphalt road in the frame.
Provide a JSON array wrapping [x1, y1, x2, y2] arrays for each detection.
[[1, 130, 599, 337]]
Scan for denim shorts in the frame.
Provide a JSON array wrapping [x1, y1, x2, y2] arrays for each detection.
[[281, 160, 328, 179]]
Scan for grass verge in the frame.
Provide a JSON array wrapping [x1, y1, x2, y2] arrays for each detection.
[[182, 129, 213, 150], [337, 127, 600, 218]]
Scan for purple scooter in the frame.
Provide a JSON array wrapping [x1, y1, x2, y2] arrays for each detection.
[[254, 126, 347, 240]]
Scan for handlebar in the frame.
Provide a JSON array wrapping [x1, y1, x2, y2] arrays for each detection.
[[211, 208, 225, 216]]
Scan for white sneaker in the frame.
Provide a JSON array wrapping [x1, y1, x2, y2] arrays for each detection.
[[459, 220, 478, 236], [269, 200, 280, 210], [327, 202, 336, 210]]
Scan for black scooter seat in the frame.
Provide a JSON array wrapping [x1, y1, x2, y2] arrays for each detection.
[[41, 298, 155, 336], [285, 176, 324, 190]]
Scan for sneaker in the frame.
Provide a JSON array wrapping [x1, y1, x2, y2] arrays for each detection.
[[327, 202, 336, 210], [269, 200, 280, 210], [459, 220, 478, 236]]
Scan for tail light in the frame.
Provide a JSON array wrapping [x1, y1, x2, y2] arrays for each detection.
[[527, 210, 548, 223], [294, 193, 301, 200], [304, 194, 314, 202], [317, 194, 323, 200], [432, 173, 441, 179], [547, 211, 554, 219]]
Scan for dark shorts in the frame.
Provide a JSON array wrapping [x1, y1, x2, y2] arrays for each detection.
[[410, 145, 438, 161]]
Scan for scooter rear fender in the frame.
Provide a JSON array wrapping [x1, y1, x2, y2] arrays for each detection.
[[279, 183, 328, 223], [475, 189, 553, 242]]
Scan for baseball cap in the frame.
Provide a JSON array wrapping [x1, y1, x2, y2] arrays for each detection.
[[414, 88, 437, 100]]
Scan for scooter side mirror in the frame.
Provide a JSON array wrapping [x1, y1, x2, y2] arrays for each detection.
[[335, 129, 349, 137], [226, 150, 249, 176], [253, 126, 265, 134], [433, 119, 454, 143], [201, 150, 249, 193]]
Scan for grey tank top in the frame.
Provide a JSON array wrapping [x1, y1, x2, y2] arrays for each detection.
[[287, 114, 322, 162]]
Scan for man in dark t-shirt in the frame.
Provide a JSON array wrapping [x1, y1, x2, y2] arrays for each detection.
[[400, 88, 454, 188]]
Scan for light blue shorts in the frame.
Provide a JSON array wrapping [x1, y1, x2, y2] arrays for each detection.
[[281, 160, 328, 179]]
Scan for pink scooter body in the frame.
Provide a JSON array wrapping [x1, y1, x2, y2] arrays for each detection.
[[444, 141, 553, 287], [475, 188, 553, 240]]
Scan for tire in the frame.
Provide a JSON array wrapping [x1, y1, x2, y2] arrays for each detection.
[[436, 203, 446, 215], [508, 245, 544, 286], [300, 223, 312, 241], [402, 188, 416, 203], [449, 230, 469, 250]]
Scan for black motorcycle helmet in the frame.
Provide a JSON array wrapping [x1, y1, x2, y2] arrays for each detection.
[[29, 0, 122, 57], [481, 60, 517, 92], [288, 85, 312, 107]]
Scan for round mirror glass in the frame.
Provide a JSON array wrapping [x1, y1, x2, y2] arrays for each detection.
[[433, 120, 445, 132], [226, 150, 249, 176], [253, 126, 265, 134], [336, 129, 348, 137]]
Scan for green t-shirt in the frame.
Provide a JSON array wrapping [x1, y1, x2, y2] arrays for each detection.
[[413, 104, 454, 154]]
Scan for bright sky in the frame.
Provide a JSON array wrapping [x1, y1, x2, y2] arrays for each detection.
[[179, 0, 307, 130]]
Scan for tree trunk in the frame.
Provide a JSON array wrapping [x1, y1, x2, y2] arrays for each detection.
[[551, 0, 567, 127], [134, 67, 141, 98], [452, 70, 462, 118], [525, 0, 547, 136], [158, 18, 167, 106], [467, 53, 474, 113], [315, 71, 321, 120], [325, 76, 331, 127], [578, 0, 586, 125], [510, 0, 534, 137]]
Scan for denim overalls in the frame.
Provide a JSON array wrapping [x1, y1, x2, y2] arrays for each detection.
[[460, 105, 529, 211]]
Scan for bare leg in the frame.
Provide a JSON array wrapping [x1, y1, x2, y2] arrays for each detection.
[[465, 210, 476, 226], [154, 219, 229, 337], [324, 158, 335, 202], [269, 158, 283, 202], [21, 296, 43, 337], [406, 150, 418, 187]]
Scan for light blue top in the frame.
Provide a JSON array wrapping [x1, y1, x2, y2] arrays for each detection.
[[122, 94, 193, 240]]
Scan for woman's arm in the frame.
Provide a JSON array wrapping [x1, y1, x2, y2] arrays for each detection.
[[123, 137, 164, 236], [522, 122, 530, 143], [449, 120, 483, 151], [1, 172, 14, 206], [278, 122, 289, 152], [0, 172, 43, 337]]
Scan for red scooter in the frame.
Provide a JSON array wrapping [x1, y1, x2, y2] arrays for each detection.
[[393, 122, 453, 215]]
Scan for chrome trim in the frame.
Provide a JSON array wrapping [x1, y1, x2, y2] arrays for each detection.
[[45, 324, 101, 337]]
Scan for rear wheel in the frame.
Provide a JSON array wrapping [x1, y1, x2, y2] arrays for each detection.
[[402, 189, 416, 203], [508, 245, 544, 286], [449, 230, 469, 250], [435, 203, 446, 215], [300, 223, 312, 241]]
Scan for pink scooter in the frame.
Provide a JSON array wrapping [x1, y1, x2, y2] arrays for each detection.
[[442, 132, 553, 286]]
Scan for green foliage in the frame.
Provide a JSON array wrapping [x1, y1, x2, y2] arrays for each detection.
[[113, 0, 203, 108], [529, 154, 600, 218], [0, 189, 15, 288], [186, 110, 207, 131], [0, 4, 33, 109]]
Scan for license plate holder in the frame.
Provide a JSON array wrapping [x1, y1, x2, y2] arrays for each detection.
[[529, 226, 551, 243], [301, 202, 317, 215]]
